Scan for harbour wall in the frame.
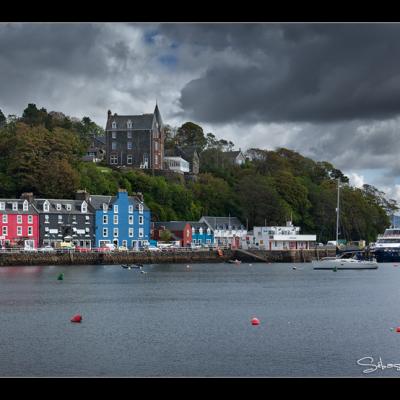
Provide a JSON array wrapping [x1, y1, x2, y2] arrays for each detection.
[[0, 248, 336, 266]]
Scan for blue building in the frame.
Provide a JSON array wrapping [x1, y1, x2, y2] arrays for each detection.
[[189, 222, 214, 246], [89, 189, 151, 249]]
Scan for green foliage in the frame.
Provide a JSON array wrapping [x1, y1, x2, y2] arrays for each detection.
[[0, 104, 393, 244], [159, 229, 173, 242]]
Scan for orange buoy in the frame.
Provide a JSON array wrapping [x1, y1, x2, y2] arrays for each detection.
[[71, 314, 82, 323], [251, 317, 260, 326]]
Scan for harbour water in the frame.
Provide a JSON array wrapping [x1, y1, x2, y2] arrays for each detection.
[[1, 262, 400, 377]]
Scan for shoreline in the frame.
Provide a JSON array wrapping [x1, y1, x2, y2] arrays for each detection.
[[0, 248, 336, 266]]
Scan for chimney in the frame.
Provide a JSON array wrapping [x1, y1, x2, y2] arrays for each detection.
[[20, 192, 34, 202], [107, 110, 112, 119], [75, 190, 90, 201], [136, 192, 144, 202]]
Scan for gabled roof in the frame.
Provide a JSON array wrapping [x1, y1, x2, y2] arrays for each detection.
[[200, 216, 245, 230], [88, 194, 150, 211], [106, 114, 154, 131], [223, 150, 245, 161], [165, 145, 199, 161], [32, 199, 92, 214], [0, 199, 37, 214]]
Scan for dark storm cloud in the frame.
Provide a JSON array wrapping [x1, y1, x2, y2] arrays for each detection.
[[159, 23, 400, 124]]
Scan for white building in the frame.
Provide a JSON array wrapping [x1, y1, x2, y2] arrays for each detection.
[[164, 156, 190, 174], [199, 216, 247, 248], [241, 221, 316, 250]]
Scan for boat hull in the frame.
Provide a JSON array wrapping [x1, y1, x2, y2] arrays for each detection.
[[371, 248, 400, 263], [313, 260, 378, 270]]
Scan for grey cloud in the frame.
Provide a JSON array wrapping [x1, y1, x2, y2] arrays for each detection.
[[159, 24, 400, 124]]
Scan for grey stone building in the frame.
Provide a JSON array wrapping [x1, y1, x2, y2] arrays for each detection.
[[105, 104, 164, 170], [82, 134, 106, 163], [27, 192, 95, 248]]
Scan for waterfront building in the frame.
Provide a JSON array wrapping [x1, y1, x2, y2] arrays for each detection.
[[189, 222, 214, 246], [153, 221, 192, 247], [0, 196, 39, 249], [27, 193, 94, 248], [199, 216, 247, 248], [89, 189, 151, 249], [105, 104, 164, 170], [240, 221, 317, 250]]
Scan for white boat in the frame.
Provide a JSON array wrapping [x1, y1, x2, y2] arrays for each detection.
[[313, 253, 378, 270]]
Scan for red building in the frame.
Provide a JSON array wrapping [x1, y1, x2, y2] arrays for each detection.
[[153, 221, 192, 247], [0, 198, 39, 249]]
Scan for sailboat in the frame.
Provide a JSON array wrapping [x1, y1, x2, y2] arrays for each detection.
[[313, 178, 378, 270]]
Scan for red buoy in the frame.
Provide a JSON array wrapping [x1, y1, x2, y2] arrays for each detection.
[[71, 314, 82, 323], [251, 317, 260, 326], [396, 327, 400, 333]]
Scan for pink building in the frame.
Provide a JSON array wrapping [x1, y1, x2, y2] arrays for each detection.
[[0, 198, 39, 249]]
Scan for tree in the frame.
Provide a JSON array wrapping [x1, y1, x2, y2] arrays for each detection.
[[0, 109, 5, 128], [175, 122, 207, 151], [159, 229, 173, 242]]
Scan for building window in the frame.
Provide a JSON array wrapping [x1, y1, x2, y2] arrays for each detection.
[[113, 228, 118, 238], [2, 214, 7, 223], [85, 227, 90, 233], [110, 155, 118, 164], [12, 202, 18, 211], [0, 202, 4, 210], [103, 228, 108, 237], [103, 215, 108, 224], [17, 226, 22, 236], [23, 201, 28, 211], [206, 239, 211, 244], [28, 226, 33, 236], [45, 215, 49, 223], [138, 204, 143, 214], [17, 215, 22, 224], [155, 154, 159, 165], [112, 121, 117, 130], [127, 141, 132, 150], [85, 215, 90, 223], [139, 228, 144, 238], [2, 226, 7, 236], [28, 215, 33, 224], [127, 131, 132, 138], [129, 228, 134, 237], [114, 205, 118, 214], [43, 202, 49, 212], [138, 215, 143, 225], [127, 120, 132, 129], [56, 204, 61, 211], [82, 203, 87, 213], [129, 215, 133, 225], [58, 215, 63, 223], [127, 155, 133, 164], [103, 203, 108, 212], [113, 215, 118, 225], [112, 142, 117, 150], [128, 205, 133, 214]]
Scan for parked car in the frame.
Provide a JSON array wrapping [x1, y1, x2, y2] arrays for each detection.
[[146, 246, 161, 252], [38, 246, 55, 252], [75, 246, 91, 253], [118, 246, 128, 251]]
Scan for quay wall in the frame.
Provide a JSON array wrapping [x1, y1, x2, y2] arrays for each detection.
[[0, 248, 336, 267]]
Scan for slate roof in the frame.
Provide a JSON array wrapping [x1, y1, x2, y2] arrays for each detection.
[[32, 199, 92, 214], [200, 216, 245, 230], [223, 151, 244, 162], [154, 221, 190, 231], [165, 146, 199, 161], [88, 195, 150, 211], [0, 199, 37, 214], [106, 114, 154, 131]]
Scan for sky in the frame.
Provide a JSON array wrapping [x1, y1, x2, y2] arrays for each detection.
[[1, 22, 400, 203]]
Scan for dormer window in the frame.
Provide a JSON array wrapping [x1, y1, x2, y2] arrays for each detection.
[[127, 120, 132, 129], [103, 203, 108, 212], [112, 121, 117, 129], [23, 201, 28, 211], [138, 204, 143, 214], [207, 228, 211, 235], [0, 202, 4, 211], [43, 202, 49, 212], [81, 202, 87, 213], [192, 227, 195, 234], [199, 228, 203, 235], [12, 202, 18, 211], [56, 204, 61, 211], [66, 204, 72, 211]]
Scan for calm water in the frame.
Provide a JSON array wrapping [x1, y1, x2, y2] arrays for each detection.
[[1, 262, 400, 377]]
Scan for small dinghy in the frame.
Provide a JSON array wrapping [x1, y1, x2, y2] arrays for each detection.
[[227, 259, 241, 265], [121, 264, 144, 269]]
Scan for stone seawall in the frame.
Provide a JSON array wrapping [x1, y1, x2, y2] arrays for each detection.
[[0, 248, 336, 267]]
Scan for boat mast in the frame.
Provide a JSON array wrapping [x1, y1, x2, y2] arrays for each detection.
[[336, 177, 340, 245]]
